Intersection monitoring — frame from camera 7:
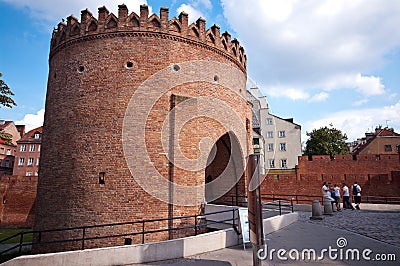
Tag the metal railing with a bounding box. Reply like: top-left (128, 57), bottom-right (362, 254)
top-left (261, 197), bottom-right (294, 215)
top-left (262, 193), bottom-right (323, 205)
top-left (354, 195), bottom-right (400, 204)
top-left (216, 195), bottom-right (294, 215)
top-left (0, 208), bottom-right (239, 257)
top-left (262, 193), bottom-right (400, 205)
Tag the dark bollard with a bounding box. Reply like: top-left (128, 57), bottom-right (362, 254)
top-left (310, 200), bottom-right (324, 220)
top-left (323, 200), bottom-right (333, 215)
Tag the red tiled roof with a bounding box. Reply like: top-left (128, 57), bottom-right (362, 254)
top-left (17, 126), bottom-right (43, 143)
top-left (0, 121), bottom-right (12, 131)
top-left (352, 128), bottom-right (400, 155)
top-left (377, 128), bottom-right (400, 137)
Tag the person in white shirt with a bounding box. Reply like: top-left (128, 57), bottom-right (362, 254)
top-left (352, 181), bottom-right (362, 210)
top-left (322, 182), bottom-right (335, 203)
top-left (342, 182), bottom-right (355, 210)
top-left (333, 184), bottom-right (341, 211)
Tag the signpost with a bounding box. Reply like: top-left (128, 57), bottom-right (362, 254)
top-left (247, 154), bottom-right (264, 266)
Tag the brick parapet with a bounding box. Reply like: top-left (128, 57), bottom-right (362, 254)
top-left (50, 5), bottom-right (246, 72)
top-left (261, 154), bottom-right (400, 198)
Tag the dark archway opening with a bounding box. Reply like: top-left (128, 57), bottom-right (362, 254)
top-left (205, 132), bottom-right (246, 206)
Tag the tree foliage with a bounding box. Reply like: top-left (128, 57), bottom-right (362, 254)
top-left (0, 73), bottom-right (16, 108)
top-left (304, 125), bottom-right (349, 159)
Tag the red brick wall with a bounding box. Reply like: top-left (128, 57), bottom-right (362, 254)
top-left (0, 176), bottom-right (36, 228)
top-left (260, 155), bottom-right (400, 201)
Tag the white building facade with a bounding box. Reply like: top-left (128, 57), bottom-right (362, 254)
top-left (247, 87), bottom-right (302, 171)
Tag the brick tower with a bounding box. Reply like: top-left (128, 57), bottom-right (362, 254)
top-left (34, 4), bottom-right (251, 252)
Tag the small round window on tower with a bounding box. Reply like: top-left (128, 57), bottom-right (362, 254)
top-left (214, 75), bottom-right (219, 82)
top-left (126, 61), bottom-right (133, 68)
top-left (78, 66), bottom-right (85, 73)
top-left (173, 65), bottom-right (180, 72)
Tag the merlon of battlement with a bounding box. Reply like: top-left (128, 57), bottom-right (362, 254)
top-left (51, 5), bottom-right (246, 69)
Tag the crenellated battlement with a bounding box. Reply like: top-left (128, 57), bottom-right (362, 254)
top-left (50, 4), bottom-right (246, 70)
top-left (298, 154), bottom-right (400, 162)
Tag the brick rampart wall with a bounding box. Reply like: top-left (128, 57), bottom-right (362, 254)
top-left (0, 176), bottom-right (36, 228)
top-left (260, 155), bottom-right (400, 199)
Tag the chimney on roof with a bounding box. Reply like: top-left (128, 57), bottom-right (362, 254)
top-left (0, 120), bottom-right (5, 125)
top-left (16, 125), bottom-right (25, 138)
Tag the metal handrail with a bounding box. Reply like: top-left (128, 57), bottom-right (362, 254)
top-left (261, 193), bottom-right (323, 204)
top-left (220, 195), bottom-right (294, 216)
top-left (0, 208), bottom-right (239, 257)
top-left (262, 198), bottom-right (294, 215)
top-left (261, 193), bottom-right (400, 205)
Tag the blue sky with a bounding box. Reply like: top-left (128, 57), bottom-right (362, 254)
top-left (1, 0), bottom-right (400, 142)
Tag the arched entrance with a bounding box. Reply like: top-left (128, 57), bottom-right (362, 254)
top-left (205, 132), bottom-right (245, 205)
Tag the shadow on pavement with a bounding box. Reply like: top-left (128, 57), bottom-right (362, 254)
top-left (144, 258), bottom-right (232, 265)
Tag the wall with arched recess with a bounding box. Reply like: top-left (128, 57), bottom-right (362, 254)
top-left (34, 4), bottom-right (251, 253)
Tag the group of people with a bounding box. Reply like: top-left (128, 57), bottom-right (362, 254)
top-left (322, 181), bottom-right (362, 210)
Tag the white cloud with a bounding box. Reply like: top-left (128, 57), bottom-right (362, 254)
top-left (1, 0), bottom-right (149, 25)
top-left (195, 0), bottom-right (212, 10)
top-left (268, 86), bottom-right (309, 100)
top-left (177, 4), bottom-right (205, 23)
top-left (304, 101), bottom-right (400, 141)
top-left (352, 99), bottom-right (369, 106)
top-left (308, 92), bottom-right (329, 103)
top-left (15, 109), bottom-right (45, 132)
top-left (221, 0), bottom-right (400, 97)
top-left (259, 0), bottom-right (293, 22)
top-left (354, 74), bottom-right (385, 96)
top-left (322, 73), bottom-right (385, 96)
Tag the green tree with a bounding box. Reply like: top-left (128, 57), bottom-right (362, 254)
top-left (0, 73), bottom-right (16, 108)
top-left (304, 125), bottom-right (349, 159)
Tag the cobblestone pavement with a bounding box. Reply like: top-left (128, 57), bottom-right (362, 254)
top-left (299, 209), bottom-right (400, 247)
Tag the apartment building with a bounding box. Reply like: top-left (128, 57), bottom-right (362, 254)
top-left (13, 127), bottom-right (42, 177)
top-left (0, 120), bottom-right (21, 176)
top-left (247, 87), bottom-right (302, 171)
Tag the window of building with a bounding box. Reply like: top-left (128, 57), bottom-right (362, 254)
top-left (36, 157), bottom-right (40, 166)
top-left (38, 145), bottom-right (41, 152)
top-left (6, 149), bottom-right (11, 155)
top-left (278, 131), bottom-right (285, 137)
top-left (21, 145), bottom-right (26, 152)
top-left (26, 171), bottom-right (32, 176)
top-left (267, 143), bottom-right (274, 151)
top-left (28, 157), bottom-right (34, 166)
top-left (280, 143), bottom-right (286, 151)
top-left (268, 159), bottom-right (275, 168)
top-left (34, 133), bottom-right (40, 139)
top-left (18, 157), bottom-right (25, 166)
top-left (384, 145), bottom-right (392, 152)
top-left (281, 159), bottom-right (287, 168)
top-left (267, 131), bottom-right (273, 138)
top-left (267, 118), bottom-right (273, 125)
top-left (29, 145), bottom-right (35, 152)
top-left (253, 138), bottom-right (260, 145)
top-left (35, 171), bottom-right (38, 176)
top-left (4, 160), bottom-right (9, 168)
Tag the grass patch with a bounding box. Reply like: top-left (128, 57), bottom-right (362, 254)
top-left (0, 228), bottom-right (33, 244)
